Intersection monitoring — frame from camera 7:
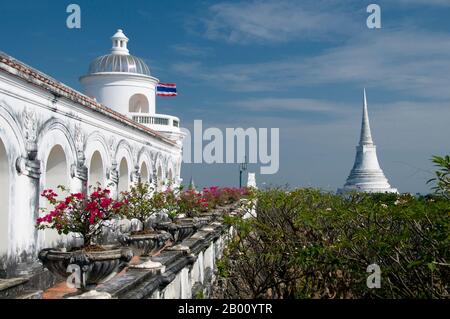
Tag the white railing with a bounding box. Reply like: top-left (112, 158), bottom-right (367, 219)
top-left (130, 113), bottom-right (180, 132)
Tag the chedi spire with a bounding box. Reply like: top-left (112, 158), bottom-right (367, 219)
top-left (360, 88), bottom-right (373, 145)
top-left (338, 89), bottom-right (398, 194)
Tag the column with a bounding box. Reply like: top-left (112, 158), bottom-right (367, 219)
top-left (13, 156), bottom-right (42, 255)
top-left (106, 167), bottom-right (119, 199)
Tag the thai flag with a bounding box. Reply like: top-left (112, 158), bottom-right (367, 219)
top-left (157, 83), bottom-right (177, 97)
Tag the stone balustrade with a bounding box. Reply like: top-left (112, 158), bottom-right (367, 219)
top-left (0, 203), bottom-right (243, 299)
top-left (71, 219), bottom-right (233, 299)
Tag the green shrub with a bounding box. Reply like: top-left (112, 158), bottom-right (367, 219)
top-left (119, 182), bottom-right (166, 228)
top-left (428, 155), bottom-right (450, 199)
top-left (218, 188), bottom-right (450, 299)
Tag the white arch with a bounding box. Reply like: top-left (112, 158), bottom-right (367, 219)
top-left (154, 154), bottom-right (165, 190)
top-left (89, 151), bottom-right (105, 187)
top-left (36, 121), bottom-right (76, 248)
top-left (85, 132), bottom-right (110, 188)
top-left (0, 138), bottom-right (10, 256)
top-left (0, 102), bottom-right (30, 258)
top-left (46, 145), bottom-right (68, 188)
top-left (0, 101), bottom-right (27, 158)
top-left (129, 93), bottom-right (149, 113)
top-left (140, 162), bottom-right (149, 184)
top-left (167, 159), bottom-right (175, 186)
top-left (114, 140), bottom-right (134, 167)
top-left (42, 145), bottom-right (69, 247)
top-left (37, 119), bottom-right (77, 171)
top-left (115, 140), bottom-right (134, 192)
top-left (118, 157), bottom-right (129, 193)
top-left (137, 148), bottom-right (153, 185)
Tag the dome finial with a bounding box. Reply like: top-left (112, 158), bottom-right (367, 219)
top-left (111, 29), bottom-right (129, 55)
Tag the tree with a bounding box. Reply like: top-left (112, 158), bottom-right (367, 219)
top-left (428, 155), bottom-right (450, 199)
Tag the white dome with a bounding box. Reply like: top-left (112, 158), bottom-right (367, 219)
top-left (80, 29), bottom-right (159, 117)
top-left (87, 54), bottom-right (151, 76)
top-left (87, 29), bottom-right (151, 76)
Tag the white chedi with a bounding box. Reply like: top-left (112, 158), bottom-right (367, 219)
top-left (247, 172), bottom-right (257, 189)
top-left (338, 89), bottom-right (398, 194)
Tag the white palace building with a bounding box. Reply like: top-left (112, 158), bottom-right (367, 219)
top-left (0, 30), bottom-right (184, 276)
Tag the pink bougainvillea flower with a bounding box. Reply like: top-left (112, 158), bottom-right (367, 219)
top-left (37, 186), bottom-right (123, 246)
top-left (100, 197), bottom-right (112, 208)
top-left (112, 202), bottom-right (124, 209)
top-left (72, 193), bottom-right (84, 200)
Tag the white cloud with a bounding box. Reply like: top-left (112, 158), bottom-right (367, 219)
top-left (189, 99), bottom-right (450, 193)
top-left (202, 0), bottom-right (358, 44)
top-left (178, 0), bottom-right (450, 193)
top-left (172, 44), bottom-right (213, 57)
top-left (395, 0), bottom-right (450, 6)
top-left (306, 31), bottom-right (450, 92)
top-left (229, 97), bottom-right (341, 112)
top-left (173, 31), bottom-right (450, 99)
top-left (197, 0), bottom-right (450, 45)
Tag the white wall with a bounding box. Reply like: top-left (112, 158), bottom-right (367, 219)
top-left (156, 231), bottom-right (231, 299)
top-left (0, 65), bottom-right (183, 272)
top-left (80, 74), bottom-right (158, 115)
top-left (0, 138), bottom-right (9, 255)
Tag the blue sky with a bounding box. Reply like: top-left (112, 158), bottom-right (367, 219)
top-left (1, 0), bottom-right (449, 193)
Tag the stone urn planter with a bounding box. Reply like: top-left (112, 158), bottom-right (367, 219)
top-left (155, 219), bottom-right (197, 243)
top-left (38, 245), bottom-right (133, 290)
top-left (194, 216), bottom-right (212, 228)
top-left (199, 210), bottom-right (221, 220)
top-left (36, 186), bottom-right (133, 291)
top-left (222, 203), bottom-right (238, 213)
top-left (118, 231), bottom-right (172, 256)
top-left (175, 223), bottom-right (197, 242)
top-left (198, 206), bottom-right (228, 222)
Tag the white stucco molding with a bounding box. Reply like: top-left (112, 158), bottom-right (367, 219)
top-left (0, 51), bottom-right (185, 271)
top-left (115, 139), bottom-right (135, 175)
top-left (0, 99), bottom-right (28, 168)
top-left (36, 118), bottom-right (78, 171)
top-left (137, 147), bottom-right (153, 182)
top-left (114, 139), bottom-right (136, 193)
top-left (72, 122), bottom-right (86, 159)
top-left (115, 140), bottom-right (134, 165)
top-left (20, 107), bottom-right (39, 159)
top-left (0, 53), bottom-right (177, 148)
top-left (0, 101), bottom-right (28, 256)
top-left (85, 131), bottom-right (111, 186)
top-left (36, 118), bottom-right (79, 194)
top-left (154, 152), bottom-right (165, 180)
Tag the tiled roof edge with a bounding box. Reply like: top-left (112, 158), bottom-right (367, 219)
top-left (0, 51), bottom-right (177, 147)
